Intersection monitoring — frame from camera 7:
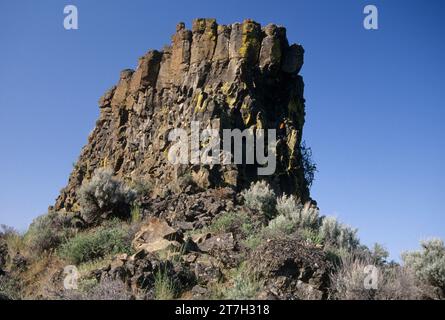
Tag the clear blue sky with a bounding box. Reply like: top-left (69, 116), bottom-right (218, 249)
top-left (0, 0), bottom-right (444, 260)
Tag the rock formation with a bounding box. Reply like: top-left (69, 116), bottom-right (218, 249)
top-left (54, 18), bottom-right (309, 213)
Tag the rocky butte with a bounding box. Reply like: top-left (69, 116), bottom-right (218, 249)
top-left (54, 18), bottom-right (310, 214)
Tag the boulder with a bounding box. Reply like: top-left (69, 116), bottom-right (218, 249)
top-left (197, 233), bottom-right (235, 253)
top-left (191, 285), bottom-right (209, 299)
top-left (135, 239), bottom-right (182, 255)
top-left (145, 188), bottom-right (236, 229)
top-left (132, 217), bottom-right (183, 254)
top-left (192, 254), bottom-right (222, 285)
top-left (282, 44), bottom-right (304, 74)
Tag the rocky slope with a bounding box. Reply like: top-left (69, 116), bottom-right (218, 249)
top-left (54, 18), bottom-right (309, 213)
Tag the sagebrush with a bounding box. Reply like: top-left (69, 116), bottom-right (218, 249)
top-left (78, 168), bottom-right (136, 224)
top-left (242, 181), bottom-right (276, 219)
top-left (402, 238), bottom-right (445, 295)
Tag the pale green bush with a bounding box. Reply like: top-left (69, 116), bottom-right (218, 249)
top-left (78, 168), bottom-right (136, 224)
top-left (297, 205), bottom-right (320, 230)
top-left (154, 268), bottom-right (177, 300)
top-left (25, 211), bottom-right (76, 255)
top-left (402, 238), bottom-right (445, 294)
top-left (222, 264), bottom-right (262, 300)
top-left (242, 181), bottom-right (276, 219)
top-left (319, 216), bottom-right (359, 250)
top-left (208, 211), bottom-right (258, 239)
top-left (300, 228), bottom-right (323, 246)
top-left (330, 254), bottom-right (424, 300)
top-left (0, 275), bottom-right (21, 300)
top-left (275, 195), bottom-right (319, 230)
top-left (276, 195), bottom-right (301, 217)
top-left (268, 214), bottom-right (294, 234)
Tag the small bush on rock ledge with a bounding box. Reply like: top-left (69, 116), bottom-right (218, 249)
top-left (78, 168), bottom-right (136, 224)
top-left (241, 181), bottom-right (276, 219)
top-left (275, 195), bottom-right (320, 230)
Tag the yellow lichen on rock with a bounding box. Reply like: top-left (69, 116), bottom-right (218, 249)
top-left (241, 101), bottom-right (254, 126)
top-left (194, 91), bottom-right (208, 113)
top-left (239, 20), bottom-right (261, 63)
top-left (286, 129), bottom-right (299, 170)
top-left (101, 156), bottom-right (109, 168)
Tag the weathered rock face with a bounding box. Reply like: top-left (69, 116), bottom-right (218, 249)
top-left (142, 187), bottom-right (237, 230)
top-left (55, 18), bottom-right (308, 212)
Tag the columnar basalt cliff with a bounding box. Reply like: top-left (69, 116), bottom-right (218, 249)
top-left (55, 18), bottom-right (308, 213)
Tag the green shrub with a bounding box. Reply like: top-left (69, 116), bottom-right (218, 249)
top-left (243, 234), bottom-right (263, 250)
top-left (78, 168), bottom-right (136, 224)
top-left (242, 181), bottom-right (276, 219)
top-left (209, 212), bottom-right (240, 233)
top-left (130, 204), bottom-right (142, 223)
top-left (300, 141), bottom-right (317, 188)
top-left (208, 211), bottom-right (257, 238)
top-left (25, 211), bottom-right (76, 255)
top-left (276, 195), bottom-right (319, 230)
top-left (59, 224), bottom-right (132, 265)
top-left (402, 238), bottom-right (445, 293)
top-left (154, 268), bottom-right (176, 300)
top-left (275, 195), bottom-right (301, 217)
top-left (0, 275), bottom-right (21, 300)
top-left (371, 243), bottom-right (389, 266)
top-left (1, 225), bottom-right (21, 268)
top-left (223, 263), bottom-right (262, 300)
top-left (300, 228), bottom-right (323, 246)
top-left (266, 195), bottom-right (320, 237)
top-left (240, 221), bottom-right (256, 238)
top-left (267, 214), bottom-right (295, 235)
top-left (298, 205), bottom-right (320, 230)
top-left (329, 253), bottom-right (426, 300)
top-left (319, 216), bottom-right (359, 250)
